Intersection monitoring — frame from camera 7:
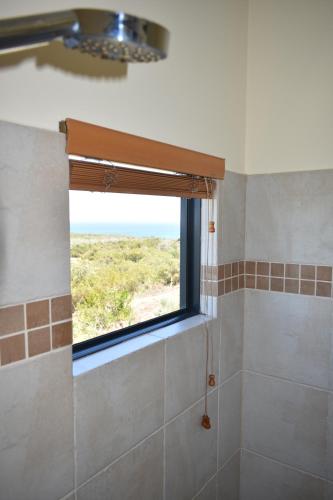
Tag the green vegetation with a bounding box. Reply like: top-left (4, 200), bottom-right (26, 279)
top-left (71, 234), bottom-right (180, 343)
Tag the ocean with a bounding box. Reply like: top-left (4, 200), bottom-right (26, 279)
top-left (70, 222), bottom-right (180, 239)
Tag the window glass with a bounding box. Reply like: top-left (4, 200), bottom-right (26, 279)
top-left (69, 191), bottom-right (181, 345)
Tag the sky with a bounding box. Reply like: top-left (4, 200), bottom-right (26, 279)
top-left (69, 191), bottom-right (180, 224)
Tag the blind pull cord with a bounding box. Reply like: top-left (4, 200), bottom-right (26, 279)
top-left (201, 178), bottom-right (216, 430)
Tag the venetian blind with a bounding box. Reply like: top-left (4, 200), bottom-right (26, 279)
top-left (60, 118), bottom-right (225, 199)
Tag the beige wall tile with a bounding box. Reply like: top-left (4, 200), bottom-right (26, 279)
top-left (240, 450), bottom-right (327, 500)
top-left (242, 372), bottom-right (329, 477)
top-left (0, 349), bottom-right (74, 500)
top-left (194, 475), bottom-right (217, 500)
top-left (245, 171), bottom-right (333, 265)
top-left (0, 122), bottom-right (70, 306)
top-left (218, 451), bottom-right (240, 500)
top-left (243, 291), bottom-right (333, 389)
top-left (74, 342), bottom-right (164, 486)
top-left (77, 431), bottom-right (163, 500)
top-left (165, 392), bottom-right (218, 500)
top-left (220, 291), bottom-right (243, 382)
top-left (164, 321), bottom-right (219, 422)
top-left (219, 373), bottom-right (242, 467)
top-left (220, 172), bottom-right (246, 264)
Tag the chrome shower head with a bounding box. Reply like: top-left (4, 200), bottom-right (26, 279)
top-left (0, 8), bottom-right (169, 62)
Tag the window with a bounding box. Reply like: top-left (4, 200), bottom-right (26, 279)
top-left (71, 191), bottom-right (201, 359)
top-left (61, 118), bottom-right (225, 359)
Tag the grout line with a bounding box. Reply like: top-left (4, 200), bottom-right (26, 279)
top-left (0, 292), bottom-right (71, 311)
top-left (242, 448), bottom-right (333, 485)
top-left (165, 387), bottom-right (219, 427)
top-left (73, 377), bottom-right (78, 500)
top-left (191, 472), bottom-right (217, 500)
top-left (243, 369), bottom-right (333, 395)
top-left (216, 317), bottom-right (222, 472)
top-left (76, 425), bottom-right (165, 492)
top-left (217, 447), bottom-right (241, 473)
top-left (220, 369), bottom-right (242, 388)
top-left (163, 339), bottom-right (166, 500)
top-left (23, 303), bottom-right (28, 359)
top-left (0, 344), bottom-right (71, 371)
top-left (0, 329), bottom-right (27, 340)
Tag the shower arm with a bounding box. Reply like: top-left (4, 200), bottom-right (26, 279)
top-left (0, 11), bottom-right (78, 50)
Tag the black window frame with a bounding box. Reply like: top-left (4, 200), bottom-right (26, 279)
top-left (72, 197), bottom-right (201, 360)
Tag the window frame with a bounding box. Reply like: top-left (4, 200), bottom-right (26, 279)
top-left (72, 197), bottom-right (201, 360)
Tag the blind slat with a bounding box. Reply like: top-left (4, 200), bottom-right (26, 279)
top-left (70, 160), bottom-right (215, 199)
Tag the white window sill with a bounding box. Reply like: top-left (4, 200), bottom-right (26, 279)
top-left (73, 314), bottom-right (210, 377)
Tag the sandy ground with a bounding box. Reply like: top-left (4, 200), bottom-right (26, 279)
top-left (131, 285), bottom-right (180, 323)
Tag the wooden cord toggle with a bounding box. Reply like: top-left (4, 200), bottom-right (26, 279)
top-left (208, 374), bottom-right (216, 387)
top-left (201, 414), bottom-right (211, 430)
top-left (208, 220), bottom-right (215, 233)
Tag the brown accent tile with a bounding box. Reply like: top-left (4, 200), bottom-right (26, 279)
top-left (26, 300), bottom-right (49, 329)
top-left (52, 321), bottom-right (72, 349)
top-left (300, 280), bottom-right (315, 296)
top-left (232, 262), bottom-right (239, 277)
top-left (256, 276), bottom-right (269, 290)
top-left (316, 281), bottom-right (332, 298)
top-left (246, 275), bottom-right (255, 289)
top-left (0, 334), bottom-right (25, 365)
top-left (245, 261), bottom-right (256, 275)
top-left (225, 278), bottom-right (232, 294)
top-left (51, 295), bottom-right (72, 323)
top-left (271, 263), bottom-right (284, 277)
top-left (257, 262), bottom-right (269, 276)
top-left (270, 278), bottom-right (284, 292)
top-left (231, 276), bottom-right (239, 291)
top-left (218, 265), bottom-right (225, 280)
top-left (239, 275), bottom-right (245, 289)
top-left (239, 261), bottom-right (245, 275)
top-left (0, 305), bottom-right (25, 337)
top-left (28, 327), bottom-right (51, 357)
top-left (224, 264), bottom-right (232, 279)
top-left (285, 264), bottom-right (299, 279)
top-left (317, 266), bottom-right (332, 282)
top-left (218, 280), bottom-right (225, 296)
top-left (285, 279), bottom-right (299, 294)
top-left (301, 265), bottom-right (315, 280)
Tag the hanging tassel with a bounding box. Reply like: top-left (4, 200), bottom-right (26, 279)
top-left (208, 220), bottom-right (215, 233)
top-left (201, 414), bottom-right (211, 430)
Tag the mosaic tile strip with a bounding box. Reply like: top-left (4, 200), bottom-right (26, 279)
top-left (0, 295), bottom-right (72, 367)
top-left (202, 261), bottom-right (333, 298)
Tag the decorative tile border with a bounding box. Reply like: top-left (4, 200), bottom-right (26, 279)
top-left (202, 262), bottom-right (333, 298)
top-left (0, 295), bottom-right (72, 368)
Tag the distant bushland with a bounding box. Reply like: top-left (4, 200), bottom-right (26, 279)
top-left (71, 234), bottom-right (180, 343)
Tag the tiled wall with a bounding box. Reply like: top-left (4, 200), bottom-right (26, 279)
top-left (1, 121), bottom-right (332, 500)
top-left (0, 121), bottom-right (74, 500)
top-left (0, 121), bottom-right (243, 500)
top-left (240, 169), bottom-right (333, 500)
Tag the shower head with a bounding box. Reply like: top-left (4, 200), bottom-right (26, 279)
top-left (0, 8), bottom-right (169, 62)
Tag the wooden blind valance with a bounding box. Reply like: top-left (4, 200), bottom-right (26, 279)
top-left (61, 118), bottom-right (225, 198)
